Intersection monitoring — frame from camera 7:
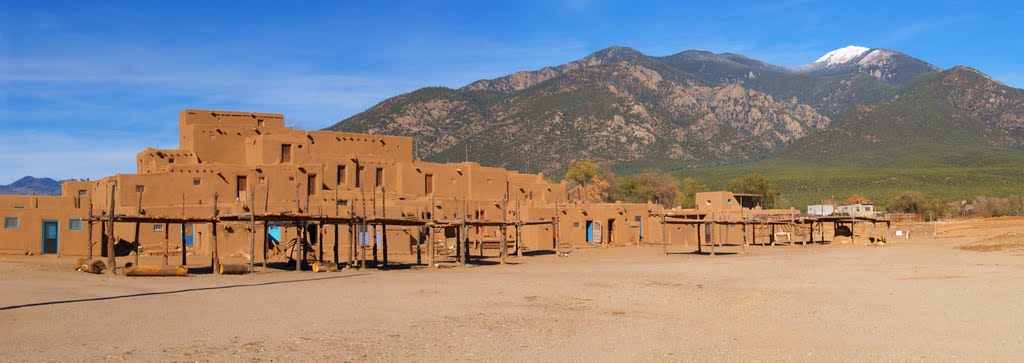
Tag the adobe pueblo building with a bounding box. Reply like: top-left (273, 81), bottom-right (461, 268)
top-left (0, 109), bottom-right (877, 272)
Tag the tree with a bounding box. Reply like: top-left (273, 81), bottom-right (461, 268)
top-left (565, 161), bottom-right (616, 204)
top-left (726, 172), bottom-right (781, 208)
top-left (565, 161), bottom-right (599, 188)
top-left (888, 191), bottom-right (927, 214)
top-left (613, 171), bottom-right (680, 207)
top-left (677, 177), bottom-right (709, 208)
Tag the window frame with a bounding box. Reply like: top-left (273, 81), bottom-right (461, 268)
top-left (69, 218), bottom-right (83, 231)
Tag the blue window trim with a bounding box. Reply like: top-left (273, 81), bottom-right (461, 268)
top-left (4, 217), bottom-right (17, 229)
top-left (69, 218), bottom-right (83, 231)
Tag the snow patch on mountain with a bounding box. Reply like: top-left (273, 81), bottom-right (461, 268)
top-left (814, 46), bottom-right (870, 66)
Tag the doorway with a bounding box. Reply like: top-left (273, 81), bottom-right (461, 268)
top-left (607, 219), bottom-right (615, 245)
top-left (42, 220), bottom-right (58, 254)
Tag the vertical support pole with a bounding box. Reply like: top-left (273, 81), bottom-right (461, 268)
top-left (262, 221), bottom-right (269, 268)
top-left (428, 226), bottom-right (435, 267)
top-left (333, 187), bottom-right (340, 265)
top-left (463, 199), bottom-right (470, 264)
top-left (660, 206), bottom-right (667, 255)
top-left (741, 221), bottom-right (747, 254)
top-left (770, 224), bottom-right (776, 246)
top-left (133, 187), bottom-right (142, 267)
top-left (554, 199), bottom-right (561, 250)
top-left (710, 220), bottom-right (716, 256)
top-left (516, 196), bottom-right (522, 258)
top-left (348, 203), bottom-right (355, 267)
top-left (212, 192), bottom-right (220, 274)
top-left (263, 177), bottom-right (271, 268)
top-left (381, 184), bottom-right (388, 269)
top-left (500, 195), bottom-right (508, 265)
top-left (106, 182), bottom-right (117, 274)
top-left (249, 186), bottom-right (256, 273)
top-left (180, 222), bottom-right (187, 266)
top-left (163, 222), bottom-right (169, 265)
top-left (416, 208), bottom-right (423, 266)
top-left (87, 203), bottom-right (94, 259)
top-left (181, 194), bottom-right (187, 266)
top-left (371, 189), bottom-right (378, 265)
top-left (697, 223), bottom-right (704, 253)
top-left (295, 185), bottom-right (303, 272)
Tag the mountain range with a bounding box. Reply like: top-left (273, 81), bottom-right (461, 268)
top-left (331, 45), bottom-right (1024, 206)
top-left (0, 177), bottom-right (63, 196)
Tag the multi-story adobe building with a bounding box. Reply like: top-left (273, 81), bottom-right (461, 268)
top-left (0, 109), bottom-right (798, 263)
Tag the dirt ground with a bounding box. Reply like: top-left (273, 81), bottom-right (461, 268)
top-left (2, 218), bottom-right (1023, 362)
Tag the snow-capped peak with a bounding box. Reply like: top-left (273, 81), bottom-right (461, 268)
top-left (814, 45), bottom-right (870, 66)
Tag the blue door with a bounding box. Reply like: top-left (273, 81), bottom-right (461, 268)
top-left (42, 220), bottom-right (58, 254)
top-left (182, 224), bottom-right (195, 247)
top-left (268, 226), bottom-right (281, 244)
top-left (586, 221), bottom-right (594, 242)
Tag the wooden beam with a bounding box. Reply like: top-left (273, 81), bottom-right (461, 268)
top-left (106, 182), bottom-right (116, 274)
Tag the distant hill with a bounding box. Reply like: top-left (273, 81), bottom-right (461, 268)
top-left (0, 177), bottom-right (62, 196)
top-left (329, 45), bottom-right (1024, 206)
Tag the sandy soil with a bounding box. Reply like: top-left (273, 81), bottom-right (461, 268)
top-left (2, 218), bottom-right (1023, 362)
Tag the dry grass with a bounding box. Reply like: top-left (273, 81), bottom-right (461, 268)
top-left (956, 232), bottom-right (1024, 252)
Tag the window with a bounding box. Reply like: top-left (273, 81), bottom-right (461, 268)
top-left (573, 222), bottom-right (580, 228)
top-left (136, 185), bottom-right (145, 193)
top-left (153, 224), bottom-right (164, 232)
top-left (168, 158), bottom-right (175, 164)
top-left (257, 119), bottom-right (265, 126)
top-left (337, 199), bottom-right (348, 206)
top-left (307, 174), bottom-right (317, 196)
top-left (634, 216), bottom-right (642, 222)
top-left (237, 176), bottom-right (248, 201)
top-left (77, 190), bottom-right (87, 197)
top-left (424, 174), bottom-right (434, 194)
top-left (337, 165), bottom-right (347, 186)
top-left (281, 144), bottom-right (292, 163)
top-left (69, 219), bottom-right (82, 231)
top-left (4, 217), bottom-right (17, 229)
top-left (355, 166), bottom-right (363, 188)
top-left (193, 178), bottom-right (201, 186)
top-left (375, 168), bottom-right (383, 188)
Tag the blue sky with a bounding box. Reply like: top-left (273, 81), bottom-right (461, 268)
top-left (1, 0), bottom-right (1022, 183)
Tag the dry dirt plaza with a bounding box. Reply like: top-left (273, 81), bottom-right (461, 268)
top-left (1, 218), bottom-right (1023, 362)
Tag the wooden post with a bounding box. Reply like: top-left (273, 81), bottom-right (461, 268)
top-left (249, 186), bottom-right (256, 273)
top-left (263, 177), bottom-right (270, 268)
top-left (416, 208), bottom-right (423, 265)
top-left (463, 199), bottom-right (470, 264)
top-left (333, 187), bottom-right (340, 265)
top-left (295, 185), bottom-right (303, 272)
top-left (516, 196), bottom-right (523, 258)
top-left (660, 206), bottom-right (667, 255)
top-left (770, 224), bottom-right (776, 246)
top-left (87, 203), bottom-right (94, 259)
top-left (741, 221), bottom-right (747, 254)
top-left (696, 223), bottom-right (702, 254)
top-left (381, 184), bottom-right (388, 269)
top-left (163, 222), bottom-right (169, 265)
top-left (371, 189), bottom-right (378, 265)
top-left (262, 222), bottom-right (269, 268)
top-left (348, 203), bottom-right (355, 267)
top-left (180, 222), bottom-right (187, 266)
top-left (133, 187), bottom-right (142, 268)
top-left (710, 219), bottom-right (716, 256)
top-left (500, 195), bottom-right (508, 264)
top-left (428, 226), bottom-right (435, 267)
top-left (554, 199), bottom-right (561, 250)
top-left (106, 182), bottom-right (116, 274)
top-left (808, 220), bottom-right (813, 245)
top-left (212, 192), bottom-right (220, 274)
top-left (180, 194), bottom-right (187, 266)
